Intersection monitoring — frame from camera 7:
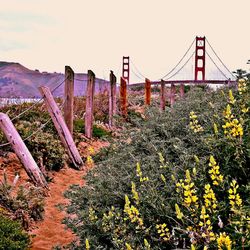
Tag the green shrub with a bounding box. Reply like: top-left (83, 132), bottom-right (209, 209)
top-left (0, 215), bottom-right (30, 250)
top-left (0, 103), bottom-right (65, 171)
top-left (0, 173), bottom-right (45, 228)
top-left (74, 119), bottom-right (110, 138)
top-left (63, 83), bottom-right (250, 249)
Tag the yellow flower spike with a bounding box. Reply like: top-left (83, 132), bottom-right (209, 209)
top-left (213, 123), bottom-right (218, 135)
top-left (86, 155), bottom-right (94, 165)
top-left (155, 223), bottom-right (170, 241)
top-left (189, 111), bottom-right (204, 133)
top-left (192, 167), bottom-right (197, 176)
top-left (228, 90), bottom-right (236, 104)
top-left (175, 203), bottom-right (184, 220)
top-left (217, 232), bottom-right (232, 250)
top-left (209, 156), bottom-right (223, 186)
top-left (161, 174), bottom-right (166, 184)
top-left (185, 169), bottom-right (191, 183)
top-left (228, 179), bottom-right (242, 211)
top-left (131, 182), bottom-right (139, 204)
top-left (144, 239), bottom-right (151, 249)
top-left (125, 243), bottom-right (133, 250)
top-left (88, 146), bottom-right (95, 154)
top-left (136, 162), bottom-right (149, 182)
top-left (191, 244), bottom-right (196, 250)
top-left (194, 155), bottom-right (200, 164)
top-left (85, 238), bottom-right (90, 250)
top-left (171, 174), bottom-right (176, 181)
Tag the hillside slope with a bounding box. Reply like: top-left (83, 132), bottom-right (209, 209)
top-left (0, 62), bottom-right (109, 98)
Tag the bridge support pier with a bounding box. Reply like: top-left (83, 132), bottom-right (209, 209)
top-left (180, 83), bottom-right (185, 98)
top-left (145, 78), bottom-right (151, 105)
top-left (160, 80), bottom-right (165, 111)
top-left (170, 84), bottom-right (176, 107)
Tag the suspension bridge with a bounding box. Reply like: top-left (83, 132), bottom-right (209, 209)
top-left (121, 36), bottom-right (237, 86)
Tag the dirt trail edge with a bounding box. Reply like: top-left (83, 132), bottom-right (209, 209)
top-left (30, 140), bottom-right (109, 250)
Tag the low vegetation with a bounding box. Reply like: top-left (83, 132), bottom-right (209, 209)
top-left (0, 214), bottom-right (30, 249)
top-left (63, 80), bottom-right (250, 249)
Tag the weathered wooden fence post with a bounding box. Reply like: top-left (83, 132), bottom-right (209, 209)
top-left (64, 66), bottom-right (74, 135)
top-left (145, 78), bottom-right (151, 105)
top-left (120, 77), bottom-right (127, 117)
top-left (170, 83), bottom-right (176, 107)
top-left (0, 113), bottom-right (47, 187)
top-left (39, 86), bottom-right (83, 169)
top-left (109, 70), bottom-right (117, 127)
top-left (160, 80), bottom-right (166, 111)
top-left (85, 70), bottom-right (95, 139)
top-left (180, 83), bottom-right (185, 98)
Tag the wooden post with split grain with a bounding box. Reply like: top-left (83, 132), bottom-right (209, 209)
top-left (85, 70), bottom-right (95, 138)
top-left (180, 83), bottom-right (185, 98)
top-left (145, 78), bottom-right (151, 105)
top-left (160, 79), bottom-right (166, 111)
top-left (39, 86), bottom-right (83, 169)
top-left (0, 113), bottom-right (47, 187)
top-left (120, 77), bottom-right (127, 117)
top-left (109, 70), bottom-right (117, 127)
top-left (170, 83), bottom-right (176, 107)
top-left (64, 66), bottom-right (74, 135)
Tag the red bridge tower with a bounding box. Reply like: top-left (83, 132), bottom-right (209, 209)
top-left (194, 36), bottom-right (206, 81)
top-left (122, 56), bottom-right (130, 84)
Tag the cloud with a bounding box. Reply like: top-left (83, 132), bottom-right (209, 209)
top-left (0, 40), bottom-right (28, 51)
top-left (0, 11), bottom-right (56, 34)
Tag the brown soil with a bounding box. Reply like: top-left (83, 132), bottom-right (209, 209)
top-left (0, 140), bottom-right (109, 250)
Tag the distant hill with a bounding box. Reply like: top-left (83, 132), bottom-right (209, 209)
top-left (0, 62), bottom-right (109, 98)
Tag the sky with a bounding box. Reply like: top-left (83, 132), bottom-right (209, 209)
top-left (1, 0), bottom-right (250, 82)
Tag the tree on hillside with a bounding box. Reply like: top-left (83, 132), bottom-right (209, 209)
top-left (233, 68), bottom-right (247, 79)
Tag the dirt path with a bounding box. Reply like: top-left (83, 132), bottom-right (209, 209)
top-left (30, 140), bottom-right (109, 250)
top-left (30, 166), bottom-right (85, 250)
top-left (0, 140), bottom-right (109, 250)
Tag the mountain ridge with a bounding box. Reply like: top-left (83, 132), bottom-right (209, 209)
top-left (0, 61), bottom-right (109, 98)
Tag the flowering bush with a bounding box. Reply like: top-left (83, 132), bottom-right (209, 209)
top-left (64, 81), bottom-right (250, 249)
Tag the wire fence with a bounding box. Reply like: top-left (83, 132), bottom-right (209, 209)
top-left (0, 78), bottom-right (68, 148)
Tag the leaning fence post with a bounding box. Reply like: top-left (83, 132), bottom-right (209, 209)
top-left (109, 70), bottom-right (117, 127)
top-left (39, 86), bottom-right (83, 169)
top-left (145, 78), bottom-right (151, 105)
top-left (170, 83), bottom-right (176, 107)
top-left (180, 83), bottom-right (185, 98)
top-left (0, 113), bottom-right (47, 187)
top-left (120, 77), bottom-right (127, 117)
top-left (64, 66), bottom-right (74, 135)
top-left (85, 70), bottom-right (95, 139)
top-left (160, 80), bottom-right (166, 111)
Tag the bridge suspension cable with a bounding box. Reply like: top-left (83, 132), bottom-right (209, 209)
top-left (130, 59), bottom-right (147, 79)
top-left (205, 38), bottom-right (236, 79)
top-left (159, 37), bottom-right (196, 80)
top-left (205, 51), bottom-right (229, 80)
top-left (164, 51), bottom-right (195, 80)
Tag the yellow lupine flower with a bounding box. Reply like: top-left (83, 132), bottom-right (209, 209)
top-left (217, 232), bottom-right (232, 250)
top-left (189, 111), bottom-right (204, 133)
top-left (131, 182), bottom-right (139, 204)
top-left (85, 238), bottom-right (90, 250)
top-left (228, 180), bottom-right (242, 211)
top-left (156, 223), bottom-right (170, 241)
top-left (175, 203), bottom-right (184, 220)
top-left (213, 123), bottom-right (219, 135)
top-left (228, 90), bottom-right (236, 104)
top-left (144, 239), bottom-right (151, 249)
top-left (125, 243), bottom-right (133, 250)
top-left (208, 156), bottom-right (223, 186)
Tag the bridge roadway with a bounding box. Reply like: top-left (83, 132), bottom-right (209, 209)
top-left (128, 80), bottom-right (237, 87)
